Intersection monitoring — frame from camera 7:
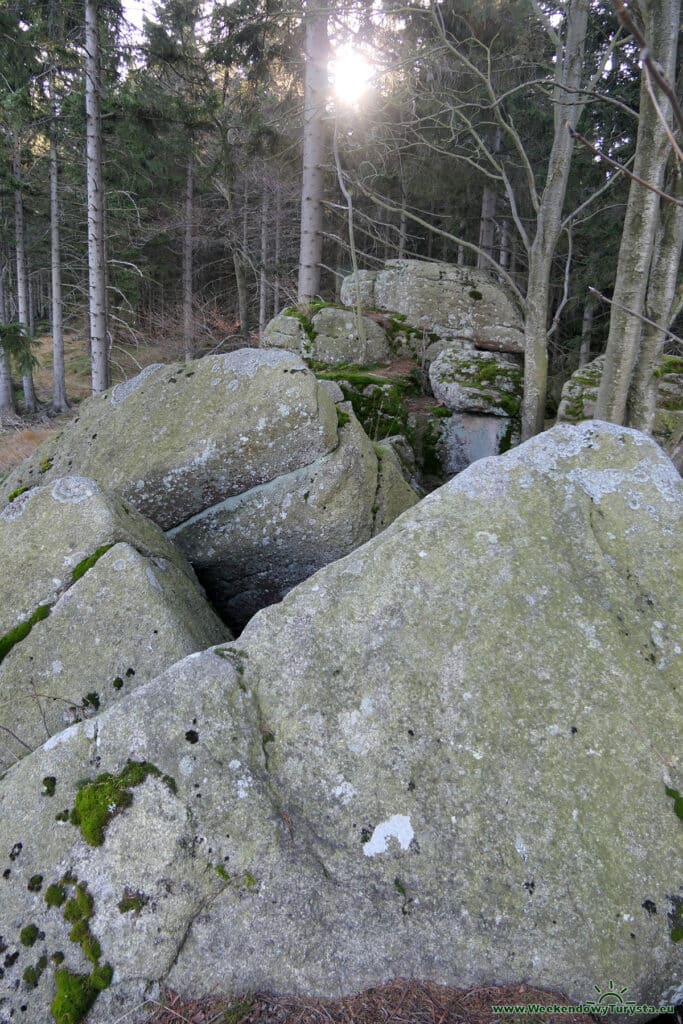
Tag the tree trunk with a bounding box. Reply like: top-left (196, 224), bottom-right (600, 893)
top-left (477, 187), bottom-right (497, 269)
top-left (499, 219), bottom-right (510, 271)
top-left (398, 195), bottom-right (408, 259)
top-left (259, 185), bottom-right (269, 336)
top-left (273, 184), bottom-right (281, 315)
top-left (0, 266), bottom-right (16, 419)
top-left (49, 101), bottom-right (68, 412)
top-left (298, 0), bottom-right (328, 303)
top-left (85, 0), bottom-right (109, 393)
top-left (183, 151), bottom-right (194, 361)
top-left (627, 160), bottom-right (683, 431)
top-left (13, 141), bottom-right (37, 413)
top-left (520, 0), bottom-right (590, 440)
top-left (578, 293), bottom-right (594, 367)
top-left (596, 0), bottom-right (680, 424)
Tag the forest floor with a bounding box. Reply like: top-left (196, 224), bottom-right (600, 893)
top-left (140, 980), bottom-right (602, 1024)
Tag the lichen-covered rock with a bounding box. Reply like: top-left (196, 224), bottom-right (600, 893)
top-left (0, 478), bottom-right (228, 770)
top-left (0, 422), bottom-right (680, 1022)
top-left (557, 354), bottom-right (683, 473)
top-left (168, 407), bottom-right (416, 629)
top-left (0, 351), bottom-right (418, 627)
top-left (262, 306), bottom-right (391, 365)
top-left (342, 260), bottom-right (524, 353)
top-left (0, 350), bottom-right (339, 531)
top-left (429, 348), bottom-right (523, 417)
top-left (556, 356), bottom-right (604, 423)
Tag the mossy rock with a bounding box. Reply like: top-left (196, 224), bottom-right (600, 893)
top-left (429, 348), bottom-right (523, 418)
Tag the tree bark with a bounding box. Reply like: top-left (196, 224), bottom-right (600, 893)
top-left (259, 185), bottom-right (269, 336)
top-left (578, 293), bottom-right (594, 367)
top-left (298, 0), bottom-right (328, 303)
top-left (49, 97), bottom-right (68, 412)
top-left (183, 151), bottom-right (194, 361)
top-left (627, 159), bottom-right (683, 430)
top-left (521, 0), bottom-right (590, 440)
top-left (0, 266), bottom-right (16, 419)
top-left (273, 184), bottom-right (281, 315)
top-left (596, 0), bottom-right (680, 424)
top-left (398, 194), bottom-right (408, 258)
top-left (13, 140), bottom-right (37, 413)
top-left (85, 0), bottom-right (109, 393)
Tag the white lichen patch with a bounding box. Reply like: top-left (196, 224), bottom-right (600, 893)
top-left (332, 778), bottom-right (357, 805)
top-left (362, 814), bottom-right (414, 857)
top-left (50, 476), bottom-right (99, 504)
top-left (0, 489), bottom-right (34, 520)
top-left (110, 363), bottom-right (163, 406)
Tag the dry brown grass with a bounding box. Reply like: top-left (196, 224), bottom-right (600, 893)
top-left (140, 981), bottom-right (602, 1024)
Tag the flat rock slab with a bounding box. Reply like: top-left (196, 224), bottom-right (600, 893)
top-left (0, 423), bottom-right (681, 1023)
top-left (0, 477), bottom-right (228, 770)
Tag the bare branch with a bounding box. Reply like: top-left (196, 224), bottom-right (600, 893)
top-left (614, 0), bottom-right (683, 137)
top-left (589, 286), bottom-right (683, 347)
top-left (569, 128), bottom-right (683, 206)
top-left (355, 182), bottom-right (526, 305)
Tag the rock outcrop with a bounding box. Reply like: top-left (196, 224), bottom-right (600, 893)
top-left (0, 422), bottom-right (680, 1023)
top-left (427, 349), bottom-right (523, 473)
top-left (557, 354), bottom-right (683, 473)
top-left (263, 306), bottom-right (392, 365)
top-left (0, 477), bottom-right (228, 771)
top-left (0, 351), bottom-right (419, 629)
top-left (341, 260), bottom-right (525, 354)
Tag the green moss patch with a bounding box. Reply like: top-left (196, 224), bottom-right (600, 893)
top-left (117, 890), bottom-right (148, 914)
top-left (0, 604), bottom-right (51, 665)
top-left (665, 785), bottom-right (683, 821)
top-left (70, 544), bottom-right (114, 584)
top-left (656, 355), bottom-right (683, 377)
top-left (70, 761), bottom-right (176, 846)
top-left (7, 485), bottom-right (30, 503)
top-left (45, 884), bottom-right (67, 908)
top-left (20, 924), bottom-right (40, 947)
top-left (51, 969), bottom-right (99, 1024)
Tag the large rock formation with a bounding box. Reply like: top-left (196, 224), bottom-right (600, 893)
top-left (0, 422), bottom-right (680, 1023)
top-left (340, 260), bottom-right (525, 354)
top-left (0, 477), bottom-right (228, 771)
top-left (0, 350), bottom-right (419, 629)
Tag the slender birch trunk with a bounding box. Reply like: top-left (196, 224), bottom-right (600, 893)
top-left (627, 160), bottom-right (683, 431)
top-left (183, 151), bottom-right (194, 361)
top-left (13, 141), bottom-right (37, 413)
top-left (298, 0), bottom-right (328, 303)
top-left (596, 0), bottom-right (681, 424)
top-left (521, 0), bottom-right (590, 440)
top-left (85, 0), bottom-right (109, 393)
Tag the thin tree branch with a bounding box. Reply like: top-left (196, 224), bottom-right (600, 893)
top-left (614, 0), bottom-right (683, 137)
top-left (569, 128), bottom-right (683, 205)
top-left (589, 286), bottom-right (683, 347)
